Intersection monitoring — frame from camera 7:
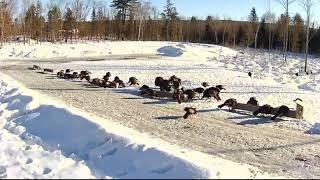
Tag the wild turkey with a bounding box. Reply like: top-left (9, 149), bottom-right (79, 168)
top-left (128, 77), bottom-right (139, 86)
top-left (57, 70), bottom-right (64, 78)
top-left (80, 70), bottom-right (91, 75)
top-left (248, 72), bottom-right (252, 78)
top-left (65, 69), bottom-right (73, 73)
top-left (202, 82), bottom-right (210, 88)
top-left (44, 68), bottom-right (54, 73)
top-left (113, 76), bottom-right (126, 88)
top-left (194, 87), bottom-right (205, 99)
top-left (215, 85), bottom-right (226, 91)
top-left (202, 88), bottom-right (221, 101)
top-left (103, 72), bottom-right (111, 81)
top-left (169, 75), bottom-right (182, 89)
top-left (64, 73), bottom-right (72, 79)
top-left (142, 88), bottom-right (157, 97)
top-left (171, 80), bottom-right (181, 90)
top-left (194, 87), bottom-right (205, 94)
top-left (183, 107), bottom-right (197, 119)
top-left (271, 105), bottom-right (289, 121)
top-left (84, 75), bottom-right (91, 82)
top-left (155, 77), bottom-right (164, 87)
top-left (253, 104), bottom-right (273, 116)
top-left (80, 71), bottom-right (90, 80)
top-left (247, 97), bottom-right (259, 106)
top-left (139, 85), bottom-right (150, 92)
top-left (218, 98), bottom-right (237, 111)
top-left (91, 78), bottom-right (104, 87)
top-left (71, 72), bottom-right (79, 79)
top-left (160, 80), bottom-right (172, 92)
top-left (182, 88), bottom-right (196, 101)
top-left (32, 65), bottom-right (41, 70)
top-left (173, 88), bottom-right (184, 104)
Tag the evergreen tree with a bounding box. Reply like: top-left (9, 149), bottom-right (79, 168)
top-left (161, 0), bottom-right (178, 41)
top-left (63, 8), bottom-right (76, 42)
top-left (110, 0), bottom-right (137, 38)
top-left (249, 7), bottom-right (258, 22)
top-left (91, 7), bottom-right (97, 39)
top-left (48, 5), bottom-right (62, 43)
top-left (291, 13), bottom-right (304, 52)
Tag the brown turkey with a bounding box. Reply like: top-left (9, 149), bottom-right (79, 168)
top-left (183, 107), bottom-right (197, 119)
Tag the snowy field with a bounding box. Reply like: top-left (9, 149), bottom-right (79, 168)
top-left (0, 75), bottom-right (281, 179)
top-left (6, 41), bottom-right (317, 125)
top-left (1, 41), bottom-right (320, 178)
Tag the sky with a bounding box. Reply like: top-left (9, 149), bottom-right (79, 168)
top-left (37, 0), bottom-right (319, 22)
top-left (103, 0), bottom-right (317, 21)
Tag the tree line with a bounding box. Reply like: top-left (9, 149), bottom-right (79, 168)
top-left (0, 0), bottom-right (319, 70)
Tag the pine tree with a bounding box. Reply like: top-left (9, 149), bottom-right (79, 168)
top-left (48, 5), bottom-right (62, 43)
top-left (63, 8), bottom-right (76, 42)
top-left (291, 13), bottom-right (304, 52)
top-left (110, 0), bottom-right (137, 39)
top-left (161, 0), bottom-right (178, 41)
top-left (249, 7), bottom-right (258, 22)
top-left (91, 7), bottom-right (97, 40)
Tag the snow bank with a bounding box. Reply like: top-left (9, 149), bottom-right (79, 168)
top-left (0, 74), bottom-right (283, 179)
top-left (0, 41), bottom-right (237, 61)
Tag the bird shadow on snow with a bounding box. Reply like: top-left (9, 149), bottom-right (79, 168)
top-left (155, 116), bottom-right (182, 121)
top-left (225, 110), bottom-right (276, 126)
top-left (1, 93), bottom-right (208, 179)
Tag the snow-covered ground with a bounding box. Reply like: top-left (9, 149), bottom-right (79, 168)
top-left (1, 41), bottom-right (320, 178)
top-left (9, 41), bottom-right (316, 127)
top-left (0, 41), bottom-right (236, 60)
top-left (0, 75), bottom-right (284, 178)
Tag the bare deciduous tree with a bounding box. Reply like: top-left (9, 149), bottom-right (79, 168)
top-left (300, 0), bottom-right (317, 72)
top-left (276, 0), bottom-right (296, 62)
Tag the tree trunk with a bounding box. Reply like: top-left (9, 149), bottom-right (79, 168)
top-left (304, 18), bottom-right (310, 73)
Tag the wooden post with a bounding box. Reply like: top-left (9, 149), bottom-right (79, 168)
top-left (296, 104), bottom-right (304, 119)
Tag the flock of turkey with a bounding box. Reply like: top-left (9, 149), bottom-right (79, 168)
top-left (31, 65), bottom-right (292, 121)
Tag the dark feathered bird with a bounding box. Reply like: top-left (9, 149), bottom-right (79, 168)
top-left (155, 77), bottom-right (164, 87)
top-left (140, 85), bottom-right (150, 91)
top-left (114, 76), bottom-right (120, 82)
top-left (194, 87), bottom-right (205, 94)
top-left (271, 105), bottom-right (290, 121)
top-left (215, 85), bottom-right (226, 91)
top-left (103, 72), bottom-right (112, 81)
top-left (202, 88), bottom-right (221, 101)
top-left (169, 75), bottom-right (181, 89)
top-left (65, 69), bottom-right (73, 73)
top-left (173, 88), bottom-right (184, 104)
top-left (129, 77), bottom-right (139, 86)
top-left (142, 88), bottom-right (157, 97)
top-left (293, 98), bottom-right (303, 103)
top-left (172, 81), bottom-right (181, 89)
top-left (106, 72), bottom-right (111, 78)
top-left (182, 89), bottom-right (195, 101)
top-left (253, 104), bottom-right (273, 116)
top-left (160, 80), bottom-right (172, 92)
top-left (183, 107), bottom-right (197, 119)
top-left (57, 70), bottom-right (64, 78)
top-left (44, 68), bottom-right (54, 73)
top-left (218, 98), bottom-right (237, 111)
top-left (71, 72), bottom-right (79, 79)
top-left (248, 72), bottom-right (252, 77)
top-left (247, 97), bottom-right (259, 106)
top-left (202, 82), bottom-right (210, 88)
